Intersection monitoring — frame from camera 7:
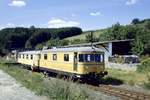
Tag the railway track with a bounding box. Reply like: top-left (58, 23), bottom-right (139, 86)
top-left (88, 85), bottom-right (150, 100)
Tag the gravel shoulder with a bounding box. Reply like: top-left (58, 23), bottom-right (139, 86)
top-left (112, 84), bottom-right (150, 95)
top-left (0, 70), bottom-right (47, 100)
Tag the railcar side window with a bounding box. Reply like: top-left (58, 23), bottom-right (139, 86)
top-left (26, 54), bottom-right (28, 59)
top-left (19, 54), bottom-right (21, 58)
top-left (79, 54), bottom-right (84, 62)
top-left (31, 55), bottom-right (33, 60)
top-left (53, 54), bottom-right (57, 60)
top-left (44, 54), bottom-right (47, 60)
top-left (23, 54), bottom-right (24, 59)
top-left (64, 54), bottom-right (69, 61)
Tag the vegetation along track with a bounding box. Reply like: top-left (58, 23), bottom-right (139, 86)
top-left (36, 69), bottom-right (150, 100)
top-left (88, 85), bottom-right (150, 100)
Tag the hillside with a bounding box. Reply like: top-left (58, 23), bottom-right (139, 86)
top-left (0, 27), bottom-right (82, 55)
top-left (64, 29), bottom-right (107, 41)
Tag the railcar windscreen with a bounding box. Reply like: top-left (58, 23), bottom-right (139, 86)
top-left (79, 54), bottom-right (104, 62)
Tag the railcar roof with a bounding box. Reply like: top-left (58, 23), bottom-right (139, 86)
top-left (19, 46), bottom-right (104, 54)
top-left (19, 50), bottom-right (41, 54)
top-left (42, 46), bottom-right (104, 53)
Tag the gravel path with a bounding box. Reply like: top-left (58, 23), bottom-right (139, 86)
top-left (0, 70), bottom-right (47, 100)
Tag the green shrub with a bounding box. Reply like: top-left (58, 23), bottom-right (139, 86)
top-left (128, 80), bottom-right (135, 86)
top-left (44, 80), bottom-right (88, 100)
top-left (144, 75), bottom-right (150, 89)
top-left (137, 58), bottom-right (150, 73)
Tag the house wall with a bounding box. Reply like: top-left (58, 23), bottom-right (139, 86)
top-left (96, 41), bottom-right (133, 68)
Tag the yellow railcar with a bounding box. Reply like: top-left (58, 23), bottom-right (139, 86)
top-left (18, 51), bottom-right (41, 67)
top-left (17, 46), bottom-right (107, 79)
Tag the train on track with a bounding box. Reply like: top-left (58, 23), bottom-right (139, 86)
top-left (17, 46), bottom-right (108, 81)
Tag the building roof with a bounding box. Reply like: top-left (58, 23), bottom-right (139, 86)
top-left (59, 39), bottom-right (134, 48)
top-left (94, 39), bottom-right (134, 45)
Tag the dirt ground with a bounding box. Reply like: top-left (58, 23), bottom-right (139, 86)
top-left (0, 70), bottom-right (48, 100)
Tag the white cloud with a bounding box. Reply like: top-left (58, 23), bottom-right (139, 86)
top-left (126, 0), bottom-right (138, 5)
top-left (90, 12), bottom-right (101, 16)
top-left (9, 0), bottom-right (26, 7)
top-left (0, 23), bottom-right (16, 30)
top-left (0, 26), bottom-right (5, 30)
top-left (48, 18), bottom-right (80, 28)
top-left (7, 23), bottom-right (15, 27)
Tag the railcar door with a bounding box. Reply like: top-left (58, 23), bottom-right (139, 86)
top-left (37, 54), bottom-right (40, 66)
top-left (73, 52), bottom-right (78, 71)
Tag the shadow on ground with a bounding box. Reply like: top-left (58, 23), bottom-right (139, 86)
top-left (4, 62), bottom-right (21, 66)
top-left (101, 76), bottom-right (123, 85)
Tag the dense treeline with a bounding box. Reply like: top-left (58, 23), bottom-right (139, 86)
top-left (98, 18), bottom-right (150, 55)
top-left (0, 27), bottom-right (82, 55)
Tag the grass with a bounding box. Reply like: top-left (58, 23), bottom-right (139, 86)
top-left (64, 29), bottom-right (106, 41)
top-left (137, 57), bottom-right (150, 73)
top-left (137, 57), bottom-right (150, 89)
top-left (106, 68), bottom-right (149, 86)
top-left (1, 58), bottom-right (150, 99)
top-left (0, 59), bottom-right (104, 100)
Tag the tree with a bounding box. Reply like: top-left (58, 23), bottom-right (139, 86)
top-left (30, 25), bottom-right (35, 29)
top-left (60, 40), bottom-right (69, 46)
top-left (144, 21), bottom-right (150, 30)
top-left (85, 31), bottom-right (98, 43)
top-left (46, 39), bottom-right (61, 47)
top-left (131, 18), bottom-right (140, 25)
top-left (132, 38), bottom-right (144, 55)
top-left (35, 43), bottom-right (45, 50)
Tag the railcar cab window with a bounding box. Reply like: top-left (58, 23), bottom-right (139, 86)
top-left (100, 54), bottom-right (104, 62)
top-left (64, 54), bottom-right (69, 61)
top-left (95, 54), bottom-right (101, 62)
top-left (31, 55), bottom-right (33, 60)
top-left (79, 54), bottom-right (104, 62)
top-left (44, 54), bottom-right (47, 60)
top-left (53, 54), bottom-right (57, 60)
top-left (85, 54), bottom-right (94, 62)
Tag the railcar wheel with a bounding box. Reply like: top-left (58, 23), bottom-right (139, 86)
top-left (69, 75), bottom-right (74, 81)
top-left (43, 71), bottom-right (49, 78)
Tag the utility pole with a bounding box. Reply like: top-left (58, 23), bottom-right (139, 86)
top-left (90, 31), bottom-right (94, 47)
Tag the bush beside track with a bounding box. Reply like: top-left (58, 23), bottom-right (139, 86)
top-left (137, 58), bottom-right (150, 89)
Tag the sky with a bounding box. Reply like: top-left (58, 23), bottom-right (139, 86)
top-left (0, 0), bottom-right (150, 31)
